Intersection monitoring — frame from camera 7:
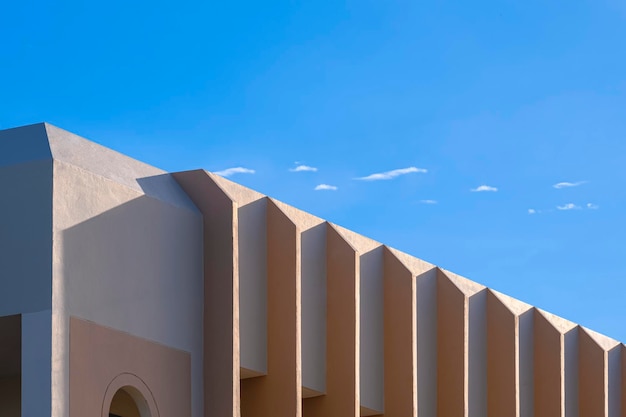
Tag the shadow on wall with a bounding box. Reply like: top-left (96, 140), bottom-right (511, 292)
top-left (61, 173), bottom-right (202, 417)
top-left (61, 172), bottom-right (202, 343)
top-left (0, 314), bottom-right (21, 417)
top-left (135, 174), bottom-right (198, 212)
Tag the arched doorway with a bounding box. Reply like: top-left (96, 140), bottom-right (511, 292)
top-left (108, 386), bottom-right (152, 417)
top-left (102, 374), bottom-right (158, 417)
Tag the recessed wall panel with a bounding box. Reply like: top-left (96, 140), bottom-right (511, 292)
top-left (238, 198), bottom-right (268, 375)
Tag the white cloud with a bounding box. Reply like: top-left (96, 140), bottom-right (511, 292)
top-left (557, 203), bottom-right (580, 211)
top-left (356, 166), bottom-right (427, 181)
top-left (214, 167), bottom-right (256, 177)
top-left (420, 199), bottom-right (438, 204)
top-left (528, 209), bottom-right (537, 214)
top-left (290, 165), bottom-right (318, 172)
top-left (587, 203), bottom-right (599, 210)
top-left (553, 181), bottom-right (587, 189)
top-left (314, 184), bottom-right (338, 191)
top-left (471, 185), bottom-right (498, 192)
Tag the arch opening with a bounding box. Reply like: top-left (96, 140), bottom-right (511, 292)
top-left (108, 386), bottom-right (151, 417)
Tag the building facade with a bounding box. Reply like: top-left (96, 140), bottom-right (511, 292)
top-left (0, 123), bottom-right (624, 417)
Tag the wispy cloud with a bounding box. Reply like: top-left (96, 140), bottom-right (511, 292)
top-left (290, 165), bottom-right (318, 172)
top-left (420, 199), bottom-right (438, 204)
top-left (471, 185), bottom-right (498, 192)
top-left (528, 209), bottom-right (537, 214)
top-left (214, 167), bottom-right (256, 177)
top-left (587, 203), bottom-right (599, 210)
top-left (557, 203), bottom-right (580, 211)
top-left (314, 184), bottom-right (338, 191)
top-left (356, 166), bottom-right (427, 181)
top-left (553, 181), bottom-right (587, 189)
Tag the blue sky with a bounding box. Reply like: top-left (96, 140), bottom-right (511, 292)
top-left (2, 0), bottom-right (626, 340)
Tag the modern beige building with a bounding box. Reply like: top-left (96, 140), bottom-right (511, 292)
top-left (0, 123), bottom-right (624, 417)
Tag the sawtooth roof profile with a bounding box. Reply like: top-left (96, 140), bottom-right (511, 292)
top-left (0, 123), bottom-right (624, 417)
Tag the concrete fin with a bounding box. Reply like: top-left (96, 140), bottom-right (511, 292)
top-left (241, 201), bottom-right (302, 417)
top-left (329, 223), bottom-right (381, 254)
top-left (301, 222), bottom-right (327, 395)
top-left (622, 345), bottom-right (626, 417)
top-left (267, 198), bottom-right (324, 231)
top-left (383, 247), bottom-right (417, 417)
top-left (207, 171), bottom-right (265, 206)
top-left (580, 326), bottom-right (620, 351)
top-left (489, 289), bottom-right (533, 316)
top-left (439, 268), bottom-right (485, 297)
top-left (578, 326), bottom-right (607, 416)
top-left (536, 309), bottom-right (578, 334)
top-left (385, 246), bottom-right (435, 277)
top-left (436, 267), bottom-right (468, 417)
top-left (534, 308), bottom-right (565, 417)
top-left (486, 291), bottom-right (516, 416)
top-left (171, 169), bottom-right (240, 417)
top-left (302, 224), bottom-right (360, 417)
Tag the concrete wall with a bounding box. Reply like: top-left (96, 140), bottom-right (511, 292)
top-left (360, 247), bottom-right (384, 413)
top-left (238, 198), bottom-right (268, 375)
top-left (69, 317), bottom-right (191, 417)
top-left (22, 310), bottom-right (52, 417)
top-left (301, 224), bottom-right (327, 396)
top-left (416, 268), bottom-right (438, 416)
top-left (52, 158), bottom-right (203, 417)
top-left (0, 160), bottom-right (52, 317)
top-left (46, 126), bottom-right (204, 417)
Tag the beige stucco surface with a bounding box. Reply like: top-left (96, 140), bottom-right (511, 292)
top-left (176, 169), bottom-right (626, 417)
top-left (69, 316), bottom-right (191, 417)
top-left (53, 158), bottom-right (203, 417)
top-left (240, 200), bottom-right (302, 417)
top-left (302, 225), bottom-right (360, 417)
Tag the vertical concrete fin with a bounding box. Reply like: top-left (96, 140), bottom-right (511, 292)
top-left (490, 290), bottom-right (533, 316)
top-left (265, 199), bottom-right (326, 399)
top-left (360, 245), bottom-right (384, 416)
top-left (564, 327), bottom-right (580, 417)
top-left (437, 268), bottom-right (469, 417)
top-left (608, 345), bottom-right (621, 417)
top-left (536, 309), bottom-right (578, 334)
top-left (301, 223), bottom-right (327, 397)
top-left (238, 197), bottom-right (268, 376)
top-left (622, 345), bottom-right (626, 417)
top-left (534, 309), bottom-right (565, 417)
top-left (579, 327), bottom-right (607, 417)
top-left (385, 246), bottom-right (435, 276)
top-left (582, 328), bottom-right (621, 352)
top-left (579, 327), bottom-right (620, 417)
top-left (303, 223), bottom-right (360, 417)
top-left (172, 170), bottom-right (241, 417)
top-left (240, 198), bottom-right (302, 417)
top-left (487, 290), bottom-right (521, 417)
top-left (437, 269), bottom-right (487, 417)
top-left (207, 172), bottom-right (265, 206)
top-left (519, 309), bottom-right (535, 417)
top-left (382, 246), bottom-right (418, 417)
top-left (468, 288), bottom-right (487, 417)
top-left (416, 267), bottom-right (438, 417)
top-left (268, 198), bottom-right (325, 231)
top-left (329, 223), bottom-right (380, 254)
top-left (439, 268), bottom-right (486, 297)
